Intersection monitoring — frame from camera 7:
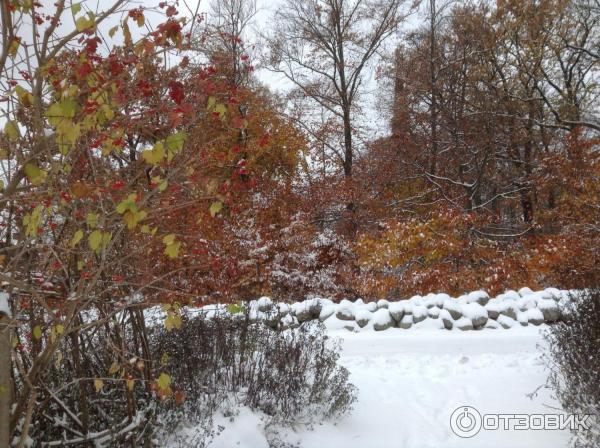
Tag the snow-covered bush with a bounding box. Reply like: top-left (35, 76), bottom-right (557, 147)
top-left (544, 289), bottom-right (600, 447)
top-left (151, 314), bottom-right (357, 445)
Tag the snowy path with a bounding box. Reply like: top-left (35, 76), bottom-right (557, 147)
top-left (212, 327), bottom-right (571, 448)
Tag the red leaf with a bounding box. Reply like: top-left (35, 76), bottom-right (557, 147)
top-left (168, 81), bottom-right (185, 104)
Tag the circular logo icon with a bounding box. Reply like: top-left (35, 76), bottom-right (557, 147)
top-left (450, 406), bottom-right (482, 438)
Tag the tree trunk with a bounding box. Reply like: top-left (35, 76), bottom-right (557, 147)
top-left (429, 0), bottom-right (439, 176)
top-left (343, 107), bottom-right (353, 177)
top-left (0, 312), bottom-right (12, 448)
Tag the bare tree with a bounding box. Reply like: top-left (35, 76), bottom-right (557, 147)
top-left (207, 0), bottom-right (258, 87)
top-left (266, 0), bottom-right (413, 177)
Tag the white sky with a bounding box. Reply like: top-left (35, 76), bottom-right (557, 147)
top-left (6, 0), bottom-right (425, 144)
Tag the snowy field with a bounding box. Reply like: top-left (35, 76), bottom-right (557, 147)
top-left (209, 326), bottom-right (570, 448)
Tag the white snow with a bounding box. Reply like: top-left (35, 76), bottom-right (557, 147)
top-left (0, 292), bottom-right (10, 318)
top-left (461, 303), bottom-right (487, 320)
top-left (202, 327), bottom-right (569, 448)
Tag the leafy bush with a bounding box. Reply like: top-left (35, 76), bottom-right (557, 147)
top-left (151, 314), bottom-right (356, 446)
top-left (544, 289), bottom-right (600, 447)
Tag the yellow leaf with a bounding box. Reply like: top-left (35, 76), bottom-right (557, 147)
top-left (70, 230), bottom-right (84, 247)
top-left (165, 131), bottom-right (186, 153)
top-left (86, 213), bottom-right (99, 229)
top-left (8, 37), bottom-right (20, 58)
top-left (75, 14), bottom-right (94, 32)
top-left (126, 378), bottom-right (135, 391)
top-left (209, 201), bottom-right (223, 217)
top-left (93, 379), bottom-right (104, 392)
top-left (164, 242), bottom-right (181, 259)
top-left (123, 210), bottom-right (147, 230)
top-left (142, 141), bottom-right (165, 165)
top-left (116, 193), bottom-right (137, 214)
top-left (24, 205), bottom-right (43, 237)
top-left (72, 2), bottom-right (81, 15)
top-left (24, 163), bottom-right (47, 186)
top-left (33, 325), bottom-right (42, 340)
top-left (109, 361), bottom-right (119, 375)
top-left (101, 232), bottom-right (112, 248)
top-left (162, 234), bottom-right (176, 245)
top-left (214, 103), bottom-right (227, 118)
top-left (207, 96), bottom-right (216, 111)
top-left (15, 85), bottom-right (33, 107)
top-left (77, 260), bottom-right (84, 270)
top-left (88, 230), bottom-right (102, 252)
top-left (123, 211), bottom-right (135, 230)
top-left (4, 121), bottom-right (20, 141)
top-left (160, 352), bottom-right (169, 366)
top-left (157, 373), bottom-right (171, 391)
top-left (55, 324), bottom-right (64, 335)
top-left (164, 314), bottom-right (174, 331)
top-left (108, 25), bottom-right (118, 38)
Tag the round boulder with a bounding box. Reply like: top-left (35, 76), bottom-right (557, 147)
top-left (372, 309), bottom-right (394, 331)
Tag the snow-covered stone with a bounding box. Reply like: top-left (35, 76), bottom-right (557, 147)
top-left (440, 309), bottom-right (454, 330)
top-left (257, 296), bottom-right (273, 312)
top-left (399, 314), bottom-right (413, 329)
top-left (365, 301), bottom-right (378, 312)
top-left (497, 314), bottom-right (516, 329)
top-left (277, 303), bottom-right (290, 316)
top-left (456, 317), bottom-right (474, 331)
top-left (465, 290), bottom-right (490, 306)
top-left (462, 303), bottom-right (488, 328)
top-left (499, 302), bottom-right (518, 320)
top-left (336, 304), bottom-right (355, 321)
top-left (376, 299), bottom-right (390, 309)
top-left (324, 316), bottom-right (358, 332)
top-left (518, 297), bottom-right (537, 311)
top-left (544, 287), bottom-right (562, 301)
top-left (443, 299), bottom-right (463, 320)
top-left (485, 301), bottom-right (501, 320)
top-left (517, 311), bottom-right (529, 326)
top-left (372, 309), bottom-right (394, 331)
top-left (412, 305), bottom-right (428, 324)
top-left (484, 319), bottom-right (501, 330)
top-left (518, 287), bottom-right (534, 297)
top-left (388, 302), bottom-right (404, 322)
top-left (501, 290), bottom-right (521, 301)
top-left (537, 298), bottom-right (561, 322)
top-left (355, 309), bottom-right (373, 328)
top-left (427, 306), bottom-right (441, 319)
top-left (526, 308), bottom-right (544, 326)
top-left (292, 298), bottom-right (321, 322)
top-left (318, 305), bottom-right (336, 322)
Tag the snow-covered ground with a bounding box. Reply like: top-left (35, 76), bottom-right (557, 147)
top-left (209, 326), bottom-right (570, 448)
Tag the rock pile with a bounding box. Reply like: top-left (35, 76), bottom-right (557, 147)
top-left (234, 287), bottom-right (573, 332)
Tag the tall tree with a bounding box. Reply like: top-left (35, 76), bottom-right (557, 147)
top-left (266, 0), bottom-right (411, 177)
top-left (206, 0), bottom-right (257, 88)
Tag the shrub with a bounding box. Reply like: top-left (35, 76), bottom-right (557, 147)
top-left (151, 313), bottom-right (357, 446)
top-left (16, 308), bottom-right (355, 447)
top-left (544, 289), bottom-right (600, 447)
